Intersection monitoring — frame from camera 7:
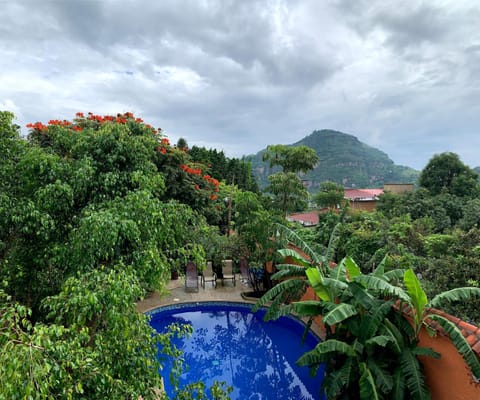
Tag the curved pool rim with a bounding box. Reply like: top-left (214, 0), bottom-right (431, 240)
top-left (145, 300), bottom-right (321, 342)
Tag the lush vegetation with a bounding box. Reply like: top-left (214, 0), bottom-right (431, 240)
top-left (262, 144), bottom-right (317, 216)
top-left (0, 110), bottom-right (251, 399)
top-left (188, 145), bottom-right (259, 193)
top-left (255, 226), bottom-right (480, 399)
top-left (249, 129), bottom-right (419, 190)
top-left (2, 106), bottom-right (480, 399)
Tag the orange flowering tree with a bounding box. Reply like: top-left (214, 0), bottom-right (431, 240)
top-left (1, 111), bottom-right (224, 305)
top-left (0, 110), bottom-right (233, 398)
top-left (26, 111), bottom-right (221, 215)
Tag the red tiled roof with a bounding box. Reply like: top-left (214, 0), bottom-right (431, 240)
top-left (344, 188), bottom-right (384, 200)
top-left (287, 212), bottom-right (319, 226)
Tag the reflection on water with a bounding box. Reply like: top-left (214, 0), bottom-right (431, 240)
top-left (150, 303), bottom-right (325, 400)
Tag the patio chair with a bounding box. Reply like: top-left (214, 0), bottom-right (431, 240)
top-left (185, 260), bottom-right (199, 293)
top-left (201, 261), bottom-right (217, 289)
top-left (221, 259), bottom-right (236, 286)
top-left (239, 257), bottom-right (250, 285)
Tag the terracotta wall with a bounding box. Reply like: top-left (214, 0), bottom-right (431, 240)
top-left (349, 200), bottom-right (377, 212)
top-left (300, 287), bottom-right (480, 398)
top-left (418, 327), bottom-right (480, 399)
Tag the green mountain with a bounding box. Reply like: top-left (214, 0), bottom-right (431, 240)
top-left (248, 129), bottom-right (419, 191)
top-left (474, 166), bottom-right (480, 178)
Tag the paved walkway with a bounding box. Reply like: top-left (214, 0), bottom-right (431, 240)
top-left (137, 277), bottom-right (255, 313)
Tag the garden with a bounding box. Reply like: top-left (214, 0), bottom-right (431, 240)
top-left (1, 109), bottom-right (480, 399)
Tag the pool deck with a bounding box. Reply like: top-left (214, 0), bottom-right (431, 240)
top-left (137, 277), bottom-right (255, 313)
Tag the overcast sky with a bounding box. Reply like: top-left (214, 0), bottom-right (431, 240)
top-left (1, 0), bottom-right (480, 170)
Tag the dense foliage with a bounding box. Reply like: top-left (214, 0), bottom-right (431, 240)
top-left (262, 144), bottom-right (319, 174)
top-left (314, 181), bottom-right (345, 209)
top-left (418, 152), bottom-right (479, 196)
top-left (3, 105), bottom-right (480, 399)
top-left (259, 144), bottom-right (317, 216)
top-left (189, 145), bottom-right (259, 193)
top-left (0, 269), bottom-right (162, 399)
top-left (0, 111), bottom-right (237, 398)
top-left (296, 152), bottom-right (480, 324)
top-left (256, 226), bottom-right (480, 399)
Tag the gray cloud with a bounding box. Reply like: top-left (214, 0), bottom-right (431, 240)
top-left (1, 0), bottom-right (479, 171)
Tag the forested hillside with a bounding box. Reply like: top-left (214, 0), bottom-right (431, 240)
top-left (249, 129), bottom-right (419, 190)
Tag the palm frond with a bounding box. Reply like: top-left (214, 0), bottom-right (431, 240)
top-left (306, 267), bottom-right (332, 302)
top-left (399, 347), bottom-right (431, 400)
top-left (325, 222), bottom-right (342, 263)
top-left (344, 256), bottom-right (362, 281)
top-left (383, 269), bottom-right (405, 283)
top-left (361, 299), bottom-right (394, 340)
top-left (372, 255), bottom-right (388, 277)
top-left (429, 287), bottom-right (480, 308)
top-left (412, 346), bottom-right (440, 359)
top-left (348, 281), bottom-right (375, 310)
top-left (367, 358), bottom-right (394, 394)
top-left (403, 269), bottom-right (428, 331)
top-left (276, 248), bottom-right (312, 268)
top-left (275, 223), bottom-right (324, 265)
top-left (253, 278), bottom-right (306, 311)
top-left (297, 339), bottom-right (356, 367)
top-left (271, 263), bottom-right (307, 280)
top-left (355, 275), bottom-right (411, 303)
top-left (291, 300), bottom-right (326, 318)
top-left (359, 362), bottom-right (380, 400)
top-left (330, 257), bottom-right (348, 281)
top-left (365, 335), bottom-right (394, 348)
top-left (323, 358), bottom-right (355, 399)
top-left (264, 302), bottom-right (292, 321)
top-left (381, 318), bottom-right (405, 354)
top-left (389, 310), bottom-right (416, 341)
top-left (390, 368), bottom-right (406, 400)
top-left (322, 277), bottom-right (348, 293)
top-left (323, 303), bottom-right (358, 326)
top-left (428, 314), bottom-right (480, 379)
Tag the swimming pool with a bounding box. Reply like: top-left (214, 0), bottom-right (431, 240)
top-left (148, 301), bottom-right (325, 400)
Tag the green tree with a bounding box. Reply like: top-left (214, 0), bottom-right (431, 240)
top-left (189, 145), bottom-right (259, 193)
top-left (314, 181), bottom-right (344, 209)
top-left (176, 137), bottom-right (188, 151)
top-left (419, 152), bottom-right (479, 197)
top-left (267, 172), bottom-right (309, 216)
top-left (0, 111), bottom-right (231, 398)
top-left (458, 198), bottom-right (480, 230)
top-left (233, 191), bottom-right (283, 265)
top-left (262, 144), bottom-right (318, 173)
top-left (0, 269), bottom-right (163, 399)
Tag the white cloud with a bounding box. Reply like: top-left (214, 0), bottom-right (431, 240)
top-left (0, 0), bottom-right (479, 170)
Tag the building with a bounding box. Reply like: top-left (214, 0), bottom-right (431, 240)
top-left (344, 184), bottom-right (414, 212)
top-left (344, 188), bottom-right (384, 212)
top-left (286, 211), bottom-right (320, 226)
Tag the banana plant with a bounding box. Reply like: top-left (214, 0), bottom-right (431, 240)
top-left (293, 264), bottom-right (438, 400)
top-left (256, 224), bottom-right (480, 398)
top-left (354, 267), bottom-right (480, 381)
top-left (402, 269), bottom-right (480, 379)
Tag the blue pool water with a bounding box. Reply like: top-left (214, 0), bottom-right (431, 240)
top-left (148, 302), bottom-right (325, 400)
